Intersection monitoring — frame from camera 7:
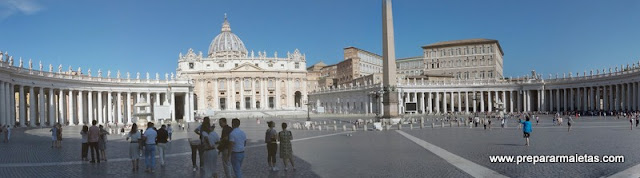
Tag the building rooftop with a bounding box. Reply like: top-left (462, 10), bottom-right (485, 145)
top-left (397, 56), bottom-right (423, 61)
top-left (421, 38), bottom-right (503, 55)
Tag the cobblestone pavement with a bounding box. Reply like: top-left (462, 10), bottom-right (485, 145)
top-left (0, 115), bottom-right (637, 177)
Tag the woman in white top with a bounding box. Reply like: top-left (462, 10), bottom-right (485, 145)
top-left (126, 123), bottom-right (142, 171)
top-left (201, 119), bottom-right (220, 178)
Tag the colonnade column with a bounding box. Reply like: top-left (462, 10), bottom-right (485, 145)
top-left (479, 91), bottom-right (484, 112)
top-left (118, 92), bottom-right (123, 124)
top-left (487, 91), bottom-right (492, 112)
top-left (18, 86), bottom-right (26, 127)
top-left (28, 86), bottom-right (36, 126)
top-left (465, 91), bottom-right (469, 113)
top-left (127, 92), bottom-right (132, 124)
top-left (37, 87), bottom-right (45, 126)
top-left (457, 91), bottom-right (462, 113)
top-left (68, 90), bottom-right (74, 126)
top-left (0, 82), bottom-right (4, 126)
top-left (501, 91), bottom-right (506, 112)
top-left (107, 92), bottom-right (113, 123)
top-left (78, 91), bottom-right (84, 125)
top-left (509, 91), bottom-right (513, 113)
top-left (538, 90), bottom-right (542, 112)
top-left (98, 91), bottom-right (103, 124)
top-left (563, 89), bottom-right (567, 112)
top-left (183, 93), bottom-right (189, 121)
top-left (189, 91), bottom-right (195, 121)
top-left (583, 87), bottom-right (588, 112)
top-left (450, 92), bottom-right (454, 112)
top-left (435, 92), bottom-right (440, 113)
top-left (592, 87), bottom-right (596, 111)
top-left (472, 91), bottom-right (477, 113)
top-left (88, 91), bottom-right (93, 123)
top-left (170, 92), bottom-right (175, 122)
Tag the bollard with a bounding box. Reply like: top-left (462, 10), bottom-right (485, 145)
top-left (334, 125), bottom-right (337, 131)
top-left (441, 122), bottom-right (445, 128)
top-left (324, 121), bottom-right (327, 125)
top-left (352, 125), bottom-right (357, 131)
top-left (432, 123), bottom-right (435, 128)
top-left (339, 120), bottom-right (342, 124)
top-left (343, 125), bottom-right (347, 131)
top-left (386, 125), bottom-right (391, 130)
top-left (420, 121), bottom-right (424, 129)
top-left (410, 124), bottom-right (413, 130)
top-left (319, 126), bottom-right (322, 131)
top-left (333, 121), bottom-right (336, 124)
top-left (398, 123), bottom-right (402, 130)
top-left (364, 125), bottom-right (368, 131)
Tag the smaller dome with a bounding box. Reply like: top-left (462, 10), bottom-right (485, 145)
top-left (208, 15), bottom-right (248, 58)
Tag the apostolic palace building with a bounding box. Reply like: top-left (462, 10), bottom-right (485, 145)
top-left (1, 13), bottom-right (639, 128)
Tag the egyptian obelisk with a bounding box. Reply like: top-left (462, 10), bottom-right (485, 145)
top-left (381, 0), bottom-right (400, 119)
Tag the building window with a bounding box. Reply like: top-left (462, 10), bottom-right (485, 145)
top-left (235, 80), bottom-right (240, 91)
top-left (206, 64), bottom-right (211, 68)
top-left (244, 79), bottom-right (251, 90)
top-left (268, 80), bottom-right (275, 88)
top-left (295, 62), bottom-right (300, 69)
top-left (235, 63), bottom-right (239, 67)
top-left (255, 63), bottom-right (258, 67)
top-left (281, 64), bottom-right (285, 68)
top-left (268, 63), bottom-right (273, 67)
top-left (219, 98), bottom-right (226, 110)
top-left (189, 63), bottom-right (194, 69)
top-left (219, 63), bottom-right (224, 67)
top-left (219, 79), bottom-right (226, 90)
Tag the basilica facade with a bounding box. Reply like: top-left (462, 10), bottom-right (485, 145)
top-left (176, 16), bottom-right (308, 114)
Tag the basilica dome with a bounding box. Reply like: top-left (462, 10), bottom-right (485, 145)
top-left (208, 16), bottom-right (248, 58)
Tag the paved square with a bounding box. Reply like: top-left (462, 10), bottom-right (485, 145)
top-left (0, 115), bottom-right (638, 177)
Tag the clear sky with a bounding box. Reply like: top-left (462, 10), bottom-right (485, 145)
top-left (0, 0), bottom-right (638, 78)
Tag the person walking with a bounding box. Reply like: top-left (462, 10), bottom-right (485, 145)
top-left (56, 123), bottom-right (63, 148)
top-left (228, 118), bottom-right (247, 178)
top-left (81, 125), bottom-right (89, 161)
top-left (536, 116), bottom-right (539, 125)
top-left (143, 122), bottom-right (158, 173)
top-left (218, 118), bottom-right (234, 178)
top-left (88, 120), bottom-right (101, 163)
top-left (202, 118), bottom-right (220, 178)
top-left (519, 116), bottom-right (533, 146)
top-left (126, 123), bottom-right (142, 171)
top-left (98, 125), bottom-right (110, 161)
top-left (156, 125), bottom-right (169, 167)
top-left (278, 123), bottom-right (295, 171)
top-left (50, 123), bottom-right (58, 148)
top-left (265, 121), bottom-right (278, 171)
top-left (567, 116), bottom-right (573, 132)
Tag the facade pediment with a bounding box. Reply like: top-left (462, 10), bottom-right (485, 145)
top-left (230, 62), bottom-right (264, 72)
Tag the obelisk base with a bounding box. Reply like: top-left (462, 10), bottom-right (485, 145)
top-left (379, 91), bottom-right (402, 125)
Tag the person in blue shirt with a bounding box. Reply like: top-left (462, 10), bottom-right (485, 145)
top-left (519, 116), bottom-right (533, 146)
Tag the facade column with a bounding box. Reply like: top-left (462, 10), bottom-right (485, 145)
top-left (58, 89), bottom-right (64, 125)
top-left (501, 91), bottom-right (506, 112)
top-left (449, 92), bottom-right (454, 113)
top-left (609, 85), bottom-right (614, 111)
top-left (240, 79), bottom-right (245, 110)
top-left (549, 90), bottom-right (554, 111)
top-left (562, 88), bottom-right (567, 112)
top-left (78, 91), bottom-right (84, 125)
top-left (118, 92), bottom-right (123, 124)
top-left (88, 91), bottom-right (93, 123)
top-left (146, 92), bottom-right (151, 121)
top-left (603, 86), bottom-right (608, 111)
top-left (28, 87), bottom-right (36, 127)
top-left (592, 87), bottom-right (596, 111)
top-left (19, 85), bottom-right (26, 127)
top-left (213, 79), bottom-right (219, 110)
top-left (537, 90), bottom-right (542, 112)
top-left (98, 91), bottom-right (103, 124)
top-left (583, 87), bottom-right (588, 111)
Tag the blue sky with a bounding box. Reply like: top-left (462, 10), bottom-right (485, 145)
top-left (0, 0), bottom-right (638, 78)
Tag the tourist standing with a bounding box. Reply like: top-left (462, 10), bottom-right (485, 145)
top-left (265, 121), bottom-right (278, 171)
top-left (519, 116), bottom-right (533, 146)
top-left (156, 125), bottom-right (169, 167)
top-left (99, 125), bottom-right (110, 161)
top-left (81, 125), bottom-right (89, 161)
top-left (278, 123), bottom-right (295, 171)
top-left (50, 123), bottom-right (58, 148)
top-left (192, 119), bottom-right (207, 171)
top-left (143, 122), bottom-right (158, 173)
top-left (536, 116), bottom-right (539, 125)
top-left (202, 118), bottom-right (220, 178)
top-left (5, 125), bottom-right (10, 143)
top-left (167, 124), bottom-right (173, 141)
top-left (126, 123), bottom-right (141, 171)
top-left (218, 118), bottom-right (234, 178)
top-left (229, 118), bottom-right (247, 178)
top-left (88, 120), bottom-right (101, 163)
